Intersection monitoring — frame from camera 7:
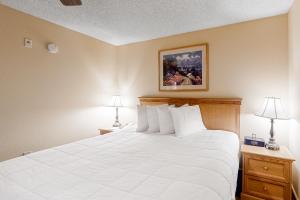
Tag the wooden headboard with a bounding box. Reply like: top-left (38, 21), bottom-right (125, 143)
top-left (139, 96), bottom-right (242, 136)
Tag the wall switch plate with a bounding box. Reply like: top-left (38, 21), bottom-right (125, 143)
top-left (24, 38), bottom-right (32, 48)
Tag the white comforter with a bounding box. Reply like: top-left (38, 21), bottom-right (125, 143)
top-left (0, 126), bottom-right (240, 200)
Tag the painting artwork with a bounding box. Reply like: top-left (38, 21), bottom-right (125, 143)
top-left (159, 44), bottom-right (208, 91)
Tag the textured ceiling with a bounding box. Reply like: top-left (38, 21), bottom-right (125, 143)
top-left (0, 0), bottom-right (293, 45)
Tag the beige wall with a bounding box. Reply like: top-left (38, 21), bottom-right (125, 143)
top-left (0, 4), bottom-right (118, 161)
top-left (289, 0), bottom-right (300, 195)
top-left (117, 15), bottom-right (290, 145)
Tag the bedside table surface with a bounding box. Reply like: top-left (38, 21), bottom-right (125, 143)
top-left (241, 144), bottom-right (295, 161)
top-left (98, 127), bottom-right (120, 131)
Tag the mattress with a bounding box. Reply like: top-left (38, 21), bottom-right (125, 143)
top-left (0, 125), bottom-right (240, 200)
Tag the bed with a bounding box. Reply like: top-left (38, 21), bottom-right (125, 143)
top-left (0, 97), bottom-right (242, 200)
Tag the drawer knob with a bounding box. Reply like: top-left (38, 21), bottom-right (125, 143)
top-left (263, 166), bottom-right (269, 171)
top-left (263, 186), bottom-right (268, 191)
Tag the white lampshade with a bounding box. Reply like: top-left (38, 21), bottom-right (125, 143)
top-left (110, 95), bottom-right (123, 107)
top-left (255, 97), bottom-right (288, 120)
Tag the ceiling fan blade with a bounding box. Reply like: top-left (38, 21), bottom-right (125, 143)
top-left (60, 0), bottom-right (82, 6)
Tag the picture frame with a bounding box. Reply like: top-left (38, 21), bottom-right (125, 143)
top-left (159, 43), bottom-right (209, 91)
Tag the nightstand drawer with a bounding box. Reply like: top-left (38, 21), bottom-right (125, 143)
top-left (244, 175), bottom-right (289, 200)
top-left (244, 154), bottom-right (290, 183)
top-left (241, 193), bottom-right (264, 200)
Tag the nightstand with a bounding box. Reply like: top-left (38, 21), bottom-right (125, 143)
top-left (241, 145), bottom-right (295, 200)
top-left (98, 128), bottom-right (114, 135)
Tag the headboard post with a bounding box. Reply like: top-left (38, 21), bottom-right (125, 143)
top-left (138, 97), bottom-right (242, 137)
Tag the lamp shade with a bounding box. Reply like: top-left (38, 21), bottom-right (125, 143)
top-left (110, 95), bottom-right (123, 107)
top-left (255, 97), bottom-right (288, 120)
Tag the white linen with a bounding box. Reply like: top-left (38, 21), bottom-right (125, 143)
top-left (170, 105), bottom-right (207, 137)
top-left (136, 105), bottom-right (149, 132)
top-left (146, 104), bottom-right (168, 132)
top-left (0, 125), bottom-right (239, 200)
top-left (157, 106), bottom-right (175, 134)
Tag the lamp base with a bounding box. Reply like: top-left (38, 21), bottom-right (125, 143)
top-left (112, 121), bottom-right (122, 128)
top-left (265, 118), bottom-right (280, 151)
top-left (113, 107), bottom-right (121, 128)
top-left (265, 138), bottom-right (280, 151)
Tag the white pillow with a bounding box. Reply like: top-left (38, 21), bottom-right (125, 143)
top-left (157, 105), bottom-right (175, 134)
top-left (170, 105), bottom-right (206, 137)
top-left (136, 105), bottom-right (148, 132)
top-left (146, 104), bottom-right (168, 132)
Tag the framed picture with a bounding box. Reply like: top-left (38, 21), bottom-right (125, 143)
top-left (159, 43), bottom-right (209, 91)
